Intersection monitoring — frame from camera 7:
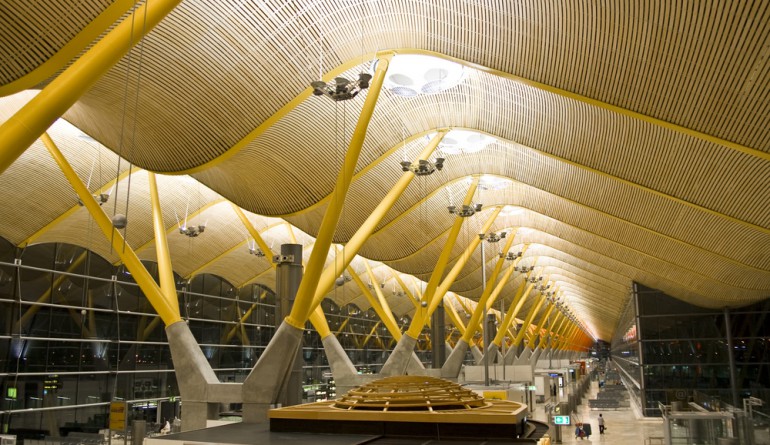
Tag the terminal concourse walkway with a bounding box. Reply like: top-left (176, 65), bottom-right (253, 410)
top-left (530, 380), bottom-right (665, 444)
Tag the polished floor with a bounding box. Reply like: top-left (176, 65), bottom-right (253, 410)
top-left (530, 380), bottom-right (665, 444)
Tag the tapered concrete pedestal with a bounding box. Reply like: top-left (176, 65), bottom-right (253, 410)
top-left (441, 338), bottom-right (469, 378)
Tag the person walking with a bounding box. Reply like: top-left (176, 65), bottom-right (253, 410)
top-left (598, 413), bottom-right (605, 434)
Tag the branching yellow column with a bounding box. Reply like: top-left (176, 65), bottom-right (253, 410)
top-left (231, 204), bottom-right (276, 268)
top-left (512, 292), bottom-right (547, 347)
top-left (0, 0), bottom-right (183, 175)
top-left (414, 205), bottom-right (503, 334)
top-left (148, 172), bottom-right (181, 317)
top-left (540, 312), bottom-right (565, 349)
top-left (442, 296), bottom-right (467, 335)
top-left (461, 243), bottom-right (526, 344)
top-left (349, 267), bottom-right (402, 340)
top-left (527, 302), bottom-right (556, 349)
top-left (42, 133), bottom-right (181, 326)
top-left (403, 179), bottom-right (480, 338)
top-left (306, 130), bottom-right (447, 314)
top-left (287, 53), bottom-right (394, 329)
top-left (364, 261), bottom-right (400, 334)
top-left (491, 280), bottom-right (529, 347)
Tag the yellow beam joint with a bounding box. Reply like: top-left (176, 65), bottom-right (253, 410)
top-left (462, 252), bottom-right (519, 343)
top-left (411, 204), bottom-right (502, 338)
top-left (443, 296), bottom-right (467, 335)
top-left (350, 266), bottom-right (402, 340)
top-left (540, 312), bottom-right (565, 349)
top-left (287, 53), bottom-right (394, 329)
top-left (309, 306), bottom-right (332, 338)
top-left (404, 178), bottom-right (480, 338)
top-left (231, 203), bottom-right (276, 268)
top-left (0, 0), bottom-right (183, 176)
top-left (486, 243), bottom-right (529, 312)
top-left (512, 292), bottom-right (546, 347)
top-left (363, 321), bottom-right (382, 347)
top-left (285, 223), bottom-right (298, 244)
top-left (393, 273), bottom-right (420, 310)
top-left (364, 261), bottom-right (400, 334)
top-left (528, 302), bottom-right (556, 349)
top-left (306, 130), bottom-right (445, 314)
top-left (147, 172), bottom-right (180, 317)
top-left (42, 132), bottom-right (181, 326)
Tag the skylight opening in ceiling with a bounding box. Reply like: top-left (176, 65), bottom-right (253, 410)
top-left (430, 129), bottom-right (495, 155)
top-left (478, 174), bottom-right (511, 191)
top-left (384, 54), bottom-right (465, 97)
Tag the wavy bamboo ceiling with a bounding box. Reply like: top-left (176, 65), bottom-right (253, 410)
top-left (1, 0), bottom-right (769, 341)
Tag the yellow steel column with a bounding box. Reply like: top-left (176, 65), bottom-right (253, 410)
top-left (540, 312), bottom-right (565, 349)
top-left (528, 302), bottom-right (556, 349)
top-left (349, 266), bottom-right (402, 340)
top-left (403, 178), bottom-right (480, 338)
top-left (364, 261), bottom-right (400, 334)
top-left (512, 293), bottom-right (546, 347)
top-left (42, 133), bottom-right (181, 326)
top-left (147, 172), bottom-right (180, 316)
top-left (231, 204), bottom-right (276, 268)
top-left (460, 243), bottom-right (520, 344)
top-left (393, 273), bottom-right (420, 311)
top-left (442, 296), bottom-right (467, 335)
top-left (491, 280), bottom-right (530, 347)
top-left (306, 130), bottom-right (446, 313)
top-left (0, 0), bottom-right (183, 175)
top-left (485, 245), bottom-right (529, 311)
top-left (287, 53), bottom-right (394, 328)
top-left (416, 204), bottom-right (502, 332)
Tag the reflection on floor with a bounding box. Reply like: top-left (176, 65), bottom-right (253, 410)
top-left (530, 380), bottom-right (665, 444)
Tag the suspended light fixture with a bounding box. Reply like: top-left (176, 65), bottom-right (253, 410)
top-left (311, 73), bottom-right (372, 101)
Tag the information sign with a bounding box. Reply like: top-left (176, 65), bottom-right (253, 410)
top-left (553, 415), bottom-right (570, 425)
top-left (109, 401), bottom-right (127, 431)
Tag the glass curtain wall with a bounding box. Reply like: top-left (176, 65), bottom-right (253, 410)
top-left (612, 282), bottom-right (770, 417)
top-left (0, 238), bottom-right (441, 440)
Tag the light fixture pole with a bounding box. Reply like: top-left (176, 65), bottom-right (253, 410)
top-left (480, 237), bottom-right (489, 386)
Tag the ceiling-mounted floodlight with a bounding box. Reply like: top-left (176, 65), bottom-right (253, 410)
top-left (400, 157), bottom-right (445, 176)
top-left (501, 250), bottom-right (523, 261)
top-left (246, 238), bottom-right (265, 257)
top-left (480, 231), bottom-right (506, 243)
top-left (448, 203), bottom-right (483, 217)
top-left (180, 224), bottom-right (206, 238)
top-left (335, 274), bottom-right (352, 287)
top-left (77, 193), bottom-right (110, 207)
top-left (514, 265), bottom-right (534, 273)
top-left (311, 73), bottom-right (372, 101)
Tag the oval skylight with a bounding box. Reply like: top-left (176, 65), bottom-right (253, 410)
top-left (437, 129), bottom-right (495, 155)
top-left (479, 175), bottom-right (511, 190)
top-left (384, 54), bottom-right (465, 97)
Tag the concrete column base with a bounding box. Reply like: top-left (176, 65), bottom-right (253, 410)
top-left (480, 343), bottom-right (499, 365)
top-left (322, 335), bottom-right (357, 380)
top-left (379, 334), bottom-right (418, 376)
top-left (166, 321), bottom-right (224, 431)
top-left (530, 347), bottom-right (543, 366)
top-left (514, 348), bottom-right (532, 365)
top-left (407, 352), bottom-right (427, 375)
top-left (504, 347), bottom-right (517, 365)
top-left (470, 345), bottom-right (483, 364)
top-left (441, 339), bottom-right (469, 378)
top-left (242, 321), bottom-right (303, 423)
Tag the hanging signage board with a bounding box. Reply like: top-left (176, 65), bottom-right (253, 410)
top-left (109, 401), bottom-right (127, 431)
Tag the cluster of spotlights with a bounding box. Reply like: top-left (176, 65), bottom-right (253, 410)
top-left (479, 231), bottom-right (507, 243)
top-left (179, 225), bottom-right (206, 237)
top-left (515, 265), bottom-right (535, 273)
top-left (311, 73), bottom-right (372, 101)
top-left (501, 250), bottom-right (523, 260)
top-left (248, 247), bottom-right (265, 257)
top-left (77, 193), bottom-right (110, 207)
top-left (400, 158), bottom-right (445, 176)
top-left (448, 203), bottom-right (483, 217)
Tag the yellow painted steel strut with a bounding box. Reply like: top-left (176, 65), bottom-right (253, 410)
top-left (349, 266), bottom-right (402, 341)
top-left (305, 130), bottom-right (446, 317)
top-left (442, 296), bottom-right (467, 335)
top-left (401, 178), bottom-right (480, 338)
top-left (512, 292), bottom-right (547, 347)
top-left (460, 241), bottom-right (524, 344)
top-left (286, 54), bottom-right (394, 329)
top-left (485, 246), bottom-right (529, 314)
top-left (527, 302), bottom-right (556, 349)
top-left (364, 261), bottom-right (400, 335)
top-left (0, 0), bottom-right (183, 176)
top-left (540, 312), bottom-right (565, 350)
top-left (491, 279), bottom-right (529, 347)
top-left (147, 172), bottom-right (181, 316)
top-left (409, 204), bottom-right (503, 338)
top-left (42, 133), bottom-right (181, 326)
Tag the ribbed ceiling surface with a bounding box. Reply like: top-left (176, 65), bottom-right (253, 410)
top-left (1, 0), bottom-right (769, 342)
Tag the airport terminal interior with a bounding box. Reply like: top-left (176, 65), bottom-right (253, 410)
top-left (0, 1), bottom-right (769, 444)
